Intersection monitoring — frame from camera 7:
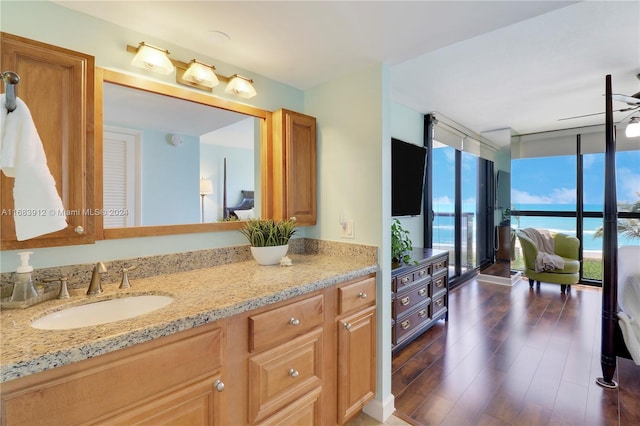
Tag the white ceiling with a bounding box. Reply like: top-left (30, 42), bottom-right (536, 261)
top-left (57, 1), bottom-right (640, 143)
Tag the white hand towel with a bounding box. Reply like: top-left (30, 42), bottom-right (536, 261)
top-left (1, 95), bottom-right (67, 240)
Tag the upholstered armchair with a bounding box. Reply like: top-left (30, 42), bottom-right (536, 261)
top-left (516, 230), bottom-right (580, 293)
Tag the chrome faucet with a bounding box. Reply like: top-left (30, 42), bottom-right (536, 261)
top-left (87, 262), bottom-right (107, 295)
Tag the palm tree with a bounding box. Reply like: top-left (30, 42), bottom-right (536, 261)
top-left (594, 192), bottom-right (640, 241)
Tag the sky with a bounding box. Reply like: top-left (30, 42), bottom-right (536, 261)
top-left (512, 150), bottom-right (640, 208)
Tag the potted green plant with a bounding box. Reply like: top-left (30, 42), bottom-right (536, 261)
top-left (391, 219), bottom-right (416, 268)
top-left (240, 218), bottom-right (297, 265)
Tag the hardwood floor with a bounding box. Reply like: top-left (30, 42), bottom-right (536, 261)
top-left (392, 277), bottom-right (640, 426)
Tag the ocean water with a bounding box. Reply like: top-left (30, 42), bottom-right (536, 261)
top-left (432, 203), bottom-right (639, 251)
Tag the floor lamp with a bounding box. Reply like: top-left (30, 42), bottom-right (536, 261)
top-left (200, 178), bottom-right (213, 223)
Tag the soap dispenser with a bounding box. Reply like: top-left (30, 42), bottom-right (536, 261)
top-left (10, 251), bottom-right (39, 302)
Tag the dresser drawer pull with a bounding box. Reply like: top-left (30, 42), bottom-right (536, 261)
top-left (418, 309), bottom-right (427, 318)
top-left (417, 269), bottom-right (427, 277)
top-left (289, 317), bottom-right (300, 326)
top-left (401, 276), bottom-right (410, 284)
top-left (214, 380), bottom-right (225, 392)
top-left (401, 320), bottom-right (410, 330)
top-left (289, 368), bottom-right (300, 378)
top-left (358, 292), bottom-right (368, 299)
top-left (401, 297), bottom-right (410, 306)
top-left (344, 322), bottom-right (352, 330)
top-left (434, 261), bottom-right (445, 269)
top-left (418, 288), bottom-right (427, 296)
top-left (435, 298), bottom-right (444, 307)
top-left (435, 278), bottom-right (444, 288)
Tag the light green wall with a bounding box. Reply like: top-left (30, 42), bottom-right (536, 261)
top-left (0, 0), bottom-right (305, 271)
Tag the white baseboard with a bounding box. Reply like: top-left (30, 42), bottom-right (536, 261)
top-left (363, 393), bottom-right (395, 422)
top-left (477, 270), bottom-right (522, 287)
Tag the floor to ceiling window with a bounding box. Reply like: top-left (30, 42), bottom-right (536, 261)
top-left (510, 128), bottom-right (640, 285)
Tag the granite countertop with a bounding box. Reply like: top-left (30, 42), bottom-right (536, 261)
top-left (0, 253), bottom-right (377, 383)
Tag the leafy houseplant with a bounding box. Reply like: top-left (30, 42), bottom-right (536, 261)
top-left (391, 219), bottom-right (416, 267)
top-left (239, 218), bottom-right (297, 247)
top-left (240, 218), bottom-right (297, 265)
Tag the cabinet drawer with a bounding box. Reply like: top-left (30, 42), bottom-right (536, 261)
top-left (432, 258), bottom-right (448, 275)
top-left (250, 294), bottom-right (324, 352)
top-left (432, 293), bottom-right (447, 318)
top-left (396, 304), bottom-right (431, 343)
top-left (394, 271), bottom-right (414, 291)
top-left (249, 328), bottom-right (323, 423)
top-left (338, 276), bottom-right (376, 315)
top-left (394, 282), bottom-right (430, 318)
top-left (413, 265), bottom-right (429, 281)
top-left (256, 386), bottom-right (321, 426)
top-left (431, 273), bottom-right (447, 297)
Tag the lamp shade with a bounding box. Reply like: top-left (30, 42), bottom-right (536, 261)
top-left (200, 178), bottom-right (213, 195)
top-left (131, 43), bottom-right (174, 75)
top-left (626, 119), bottom-right (640, 138)
top-left (225, 74), bottom-right (257, 99)
top-left (183, 60), bottom-right (219, 88)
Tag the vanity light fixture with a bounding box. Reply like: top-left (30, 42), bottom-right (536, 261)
top-left (200, 178), bottom-right (214, 223)
top-left (626, 117), bottom-right (640, 138)
top-left (130, 42), bottom-right (174, 75)
top-left (224, 74), bottom-right (257, 99)
top-left (127, 42), bottom-right (257, 97)
top-left (178, 59), bottom-right (219, 90)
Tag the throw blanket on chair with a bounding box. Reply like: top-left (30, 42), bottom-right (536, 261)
top-left (521, 228), bottom-right (565, 272)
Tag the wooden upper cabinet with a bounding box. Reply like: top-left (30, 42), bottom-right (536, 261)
top-left (271, 109), bottom-right (317, 226)
top-left (0, 33), bottom-right (95, 249)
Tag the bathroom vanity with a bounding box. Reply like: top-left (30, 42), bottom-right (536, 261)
top-left (0, 252), bottom-right (377, 425)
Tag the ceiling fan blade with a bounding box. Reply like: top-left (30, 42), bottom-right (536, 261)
top-left (558, 107), bottom-right (633, 121)
top-left (612, 93), bottom-right (640, 105)
top-left (615, 106), bottom-right (640, 124)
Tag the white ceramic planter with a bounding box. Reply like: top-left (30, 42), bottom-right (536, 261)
top-left (250, 244), bottom-right (289, 266)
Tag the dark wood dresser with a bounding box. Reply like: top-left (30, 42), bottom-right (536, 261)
top-left (391, 248), bottom-right (449, 353)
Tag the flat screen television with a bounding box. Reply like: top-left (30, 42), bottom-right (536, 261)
top-left (392, 138), bottom-right (427, 217)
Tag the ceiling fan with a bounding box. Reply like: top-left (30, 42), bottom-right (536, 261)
top-left (558, 90), bottom-right (640, 122)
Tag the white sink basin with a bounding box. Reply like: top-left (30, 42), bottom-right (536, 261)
top-left (31, 295), bottom-right (174, 330)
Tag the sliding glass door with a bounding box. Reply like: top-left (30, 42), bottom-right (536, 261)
top-left (425, 115), bottom-right (492, 287)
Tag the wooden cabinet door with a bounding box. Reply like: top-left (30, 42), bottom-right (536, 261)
top-left (337, 306), bottom-right (376, 424)
top-left (271, 109), bottom-right (316, 225)
top-left (0, 32), bottom-right (94, 249)
top-left (103, 374), bottom-right (225, 426)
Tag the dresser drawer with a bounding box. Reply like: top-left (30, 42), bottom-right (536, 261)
top-left (250, 294), bottom-right (324, 352)
top-left (394, 282), bottom-right (430, 318)
top-left (432, 257), bottom-right (448, 275)
top-left (248, 328), bottom-right (323, 423)
top-left (338, 276), bottom-right (376, 315)
top-left (432, 293), bottom-right (447, 317)
top-left (396, 304), bottom-right (431, 343)
top-left (413, 265), bottom-right (430, 282)
top-left (431, 273), bottom-right (447, 297)
top-left (394, 271), bottom-right (414, 291)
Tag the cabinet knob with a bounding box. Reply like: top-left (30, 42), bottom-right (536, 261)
top-left (344, 322), bottom-right (352, 330)
top-left (289, 368), bottom-right (300, 378)
top-left (74, 226), bottom-right (84, 234)
top-left (418, 288), bottom-right (427, 296)
top-left (401, 297), bottom-right (410, 306)
top-left (214, 380), bottom-right (225, 392)
top-left (358, 292), bottom-right (367, 299)
top-left (289, 317), bottom-right (300, 326)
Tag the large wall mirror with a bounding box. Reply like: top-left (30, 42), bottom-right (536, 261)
top-left (97, 68), bottom-right (270, 239)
